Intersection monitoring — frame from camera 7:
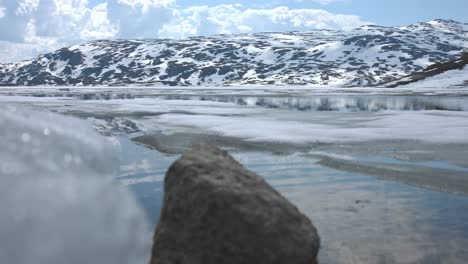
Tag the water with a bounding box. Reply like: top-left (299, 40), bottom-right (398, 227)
top-left (1, 87), bottom-right (468, 263)
top-left (152, 94), bottom-right (468, 111)
top-left (3, 87), bottom-right (468, 112)
top-left (118, 137), bottom-right (468, 264)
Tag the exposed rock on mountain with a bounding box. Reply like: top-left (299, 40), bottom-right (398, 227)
top-left (0, 19), bottom-right (467, 87)
top-left (151, 144), bottom-right (320, 264)
top-left (382, 51), bottom-right (468, 87)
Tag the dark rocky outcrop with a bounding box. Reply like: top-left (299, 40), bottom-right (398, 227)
top-left (381, 51), bottom-right (468, 87)
top-left (151, 144), bottom-right (320, 264)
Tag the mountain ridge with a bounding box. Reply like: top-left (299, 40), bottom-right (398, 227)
top-left (1, 19), bottom-right (467, 87)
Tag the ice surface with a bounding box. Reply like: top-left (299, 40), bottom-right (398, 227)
top-left (0, 107), bottom-right (151, 264)
top-left (2, 87), bottom-right (468, 145)
top-left (156, 111), bottom-right (468, 144)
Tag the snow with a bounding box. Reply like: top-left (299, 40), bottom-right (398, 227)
top-left (0, 107), bottom-right (151, 264)
top-left (1, 87), bottom-right (468, 145)
top-left (413, 56), bottom-right (433, 68)
top-left (155, 110), bottom-right (468, 144)
top-left (315, 41), bottom-right (344, 62)
top-left (401, 66), bottom-right (468, 88)
top-left (2, 19), bottom-right (467, 87)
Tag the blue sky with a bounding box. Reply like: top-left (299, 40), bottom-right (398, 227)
top-left (311, 0), bottom-right (468, 26)
top-left (0, 0), bottom-right (466, 62)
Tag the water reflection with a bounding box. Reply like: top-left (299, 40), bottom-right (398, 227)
top-left (117, 137), bottom-right (468, 264)
top-left (117, 137), bottom-right (176, 223)
top-left (15, 90), bottom-right (468, 112)
top-left (161, 95), bottom-right (468, 112)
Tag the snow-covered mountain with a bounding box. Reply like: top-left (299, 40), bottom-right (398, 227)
top-left (0, 19), bottom-right (467, 87)
top-left (383, 51), bottom-right (468, 88)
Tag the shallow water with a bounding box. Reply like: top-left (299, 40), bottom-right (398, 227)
top-left (118, 137), bottom-right (468, 264)
top-left (1, 87), bottom-right (468, 263)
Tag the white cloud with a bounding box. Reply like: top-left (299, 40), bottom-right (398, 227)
top-left (160, 5), bottom-right (369, 38)
top-left (80, 3), bottom-right (118, 39)
top-left (0, 0), bottom-right (371, 62)
top-left (106, 0), bottom-right (176, 38)
top-left (317, 0), bottom-right (341, 4)
top-left (0, 40), bottom-right (63, 63)
top-left (295, 0), bottom-right (348, 5)
top-left (15, 0), bottom-right (40, 15)
top-left (0, 0), bottom-right (115, 43)
top-left (115, 0), bottom-right (175, 10)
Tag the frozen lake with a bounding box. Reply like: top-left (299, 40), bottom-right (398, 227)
top-left (1, 86), bottom-right (468, 263)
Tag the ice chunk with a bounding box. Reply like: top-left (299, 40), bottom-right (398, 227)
top-left (0, 107), bottom-right (150, 264)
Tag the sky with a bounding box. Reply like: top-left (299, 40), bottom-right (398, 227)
top-left (0, 0), bottom-right (466, 63)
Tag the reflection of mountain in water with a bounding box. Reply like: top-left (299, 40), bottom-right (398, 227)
top-left (162, 95), bottom-right (468, 111)
top-left (51, 92), bottom-right (466, 112)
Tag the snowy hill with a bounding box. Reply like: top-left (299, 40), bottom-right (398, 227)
top-left (383, 51), bottom-right (468, 88)
top-left (0, 19), bottom-right (467, 87)
top-left (395, 65), bottom-right (468, 89)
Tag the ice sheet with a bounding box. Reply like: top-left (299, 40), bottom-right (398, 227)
top-left (155, 111), bottom-right (468, 144)
top-left (1, 87), bottom-right (468, 145)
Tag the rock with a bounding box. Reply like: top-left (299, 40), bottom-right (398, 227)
top-left (151, 144), bottom-right (320, 264)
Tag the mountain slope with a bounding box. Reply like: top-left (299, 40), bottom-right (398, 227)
top-left (396, 65), bottom-right (468, 89)
top-left (382, 51), bottom-right (468, 88)
top-left (0, 19), bottom-right (467, 87)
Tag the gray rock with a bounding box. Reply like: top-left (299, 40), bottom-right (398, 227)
top-left (151, 144), bottom-right (320, 264)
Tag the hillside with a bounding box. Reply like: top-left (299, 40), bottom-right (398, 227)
top-left (0, 19), bottom-right (467, 87)
top-left (382, 51), bottom-right (468, 88)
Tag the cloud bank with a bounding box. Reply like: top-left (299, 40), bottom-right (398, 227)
top-left (0, 0), bottom-right (371, 62)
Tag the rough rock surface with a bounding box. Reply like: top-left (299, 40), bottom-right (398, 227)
top-left (151, 144), bottom-right (320, 264)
